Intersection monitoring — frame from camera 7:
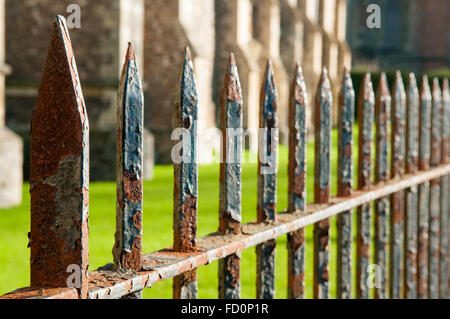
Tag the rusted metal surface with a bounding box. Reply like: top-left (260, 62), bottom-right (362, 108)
top-left (356, 73), bottom-right (374, 299)
top-left (113, 43), bottom-right (144, 273)
top-left (404, 73), bottom-right (419, 298)
top-left (29, 15), bottom-right (89, 299)
top-left (440, 79), bottom-right (449, 298)
top-left (4, 163), bottom-right (450, 300)
top-left (285, 64), bottom-right (307, 299)
top-left (429, 78), bottom-right (442, 299)
top-left (389, 71), bottom-right (406, 299)
top-left (314, 68), bottom-right (332, 299)
top-left (417, 75), bottom-right (432, 298)
top-left (218, 53), bottom-right (243, 299)
top-left (173, 47), bottom-right (198, 299)
top-left (256, 60), bottom-right (278, 299)
top-left (374, 73), bottom-right (390, 299)
top-left (0, 287), bottom-right (79, 299)
top-left (285, 64), bottom-right (307, 300)
top-left (288, 64), bottom-right (307, 214)
top-left (336, 68), bottom-right (354, 299)
top-left (287, 64), bottom-right (307, 299)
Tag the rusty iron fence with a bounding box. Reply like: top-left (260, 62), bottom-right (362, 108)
top-left (1, 16), bottom-right (449, 300)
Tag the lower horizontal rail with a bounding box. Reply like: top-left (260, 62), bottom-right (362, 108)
top-left (2, 164), bottom-right (449, 299)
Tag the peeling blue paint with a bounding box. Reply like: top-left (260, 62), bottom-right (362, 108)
top-left (287, 65), bottom-right (307, 299)
top-left (374, 72), bottom-right (390, 298)
top-left (173, 47), bottom-right (199, 299)
top-left (113, 43), bottom-right (144, 272)
top-left (337, 69), bottom-right (354, 299)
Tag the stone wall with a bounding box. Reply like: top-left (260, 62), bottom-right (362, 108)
top-left (5, 0), bottom-right (154, 181)
top-left (144, 0), bottom-right (217, 164)
top-left (3, 0), bottom-right (351, 174)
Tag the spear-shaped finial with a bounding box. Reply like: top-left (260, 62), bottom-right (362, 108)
top-left (442, 78), bottom-right (449, 164)
top-left (287, 63), bottom-right (308, 299)
top-left (256, 59), bottom-right (278, 299)
top-left (258, 58), bottom-right (278, 223)
top-left (219, 52), bottom-right (242, 234)
top-left (406, 73), bottom-right (419, 174)
top-left (218, 52), bottom-right (243, 299)
top-left (313, 66), bottom-right (332, 299)
top-left (30, 15), bottom-right (89, 298)
top-left (418, 75), bottom-right (431, 171)
top-left (173, 46), bottom-right (199, 299)
top-left (113, 42), bottom-right (144, 273)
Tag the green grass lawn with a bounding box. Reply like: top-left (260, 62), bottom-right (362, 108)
top-left (0, 128), bottom-right (367, 299)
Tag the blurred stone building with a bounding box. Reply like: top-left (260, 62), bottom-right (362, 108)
top-left (1, 0), bottom-right (351, 197)
top-left (347, 0), bottom-right (449, 72)
top-left (4, 0), bottom-right (154, 181)
top-left (0, 0), bottom-right (22, 208)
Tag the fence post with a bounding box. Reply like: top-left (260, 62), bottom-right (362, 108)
top-left (336, 68), bottom-right (354, 299)
top-left (429, 78), bottom-right (442, 299)
top-left (439, 78), bottom-right (449, 299)
top-left (417, 75), bottom-right (432, 298)
top-left (256, 60), bottom-right (278, 299)
top-left (218, 53), bottom-right (243, 299)
top-left (287, 64), bottom-right (307, 299)
top-left (356, 73), bottom-right (375, 299)
top-left (314, 68), bottom-right (332, 299)
top-left (389, 71), bottom-right (406, 299)
top-left (112, 43), bottom-right (144, 298)
top-left (29, 15), bottom-right (89, 299)
top-left (404, 73), bottom-right (419, 298)
top-left (173, 47), bottom-right (198, 299)
top-left (374, 73), bottom-right (391, 298)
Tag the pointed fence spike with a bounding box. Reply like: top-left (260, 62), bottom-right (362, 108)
top-left (374, 72), bottom-right (391, 299)
top-left (113, 42), bottom-right (144, 275)
top-left (313, 66), bottom-right (332, 299)
top-left (439, 78), bottom-right (449, 299)
top-left (218, 53), bottom-right (243, 299)
top-left (173, 47), bottom-right (199, 299)
top-left (356, 72), bottom-right (375, 299)
top-left (287, 64), bottom-right (307, 299)
top-left (30, 15), bottom-right (89, 299)
top-left (428, 77), bottom-right (442, 299)
top-left (256, 59), bottom-right (278, 299)
top-left (390, 70), bottom-right (406, 299)
top-left (417, 75), bottom-right (432, 298)
top-left (336, 68), bottom-right (354, 299)
top-left (404, 72), bottom-right (419, 298)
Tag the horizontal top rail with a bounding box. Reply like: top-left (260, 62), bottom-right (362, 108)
top-left (3, 163), bottom-right (449, 299)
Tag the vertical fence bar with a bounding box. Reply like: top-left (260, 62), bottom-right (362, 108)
top-left (314, 68), bottom-right (332, 299)
top-left (113, 43), bottom-right (144, 271)
top-left (336, 68), bottom-right (355, 299)
top-left (287, 64), bottom-right (307, 299)
top-left (440, 78), bottom-right (449, 299)
top-left (374, 73), bottom-right (391, 299)
top-left (173, 47), bottom-right (198, 299)
top-left (112, 43), bottom-right (144, 299)
top-left (429, 78), bottom-right (442, 299)
top-left (218, 53), bottom-right (243, 299)
top-left (256, 60), bottom-right (278, 299)
top-left (389, 71), bottom-right (406, 299)
top-left (356, 73), bottom-right (375, 299)
top-left (29, 15), bottom-right (89, 299)
top-left (404, 73), bottom-right (419, 298)
top-left (417, 75), bottom-right (432, 299)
